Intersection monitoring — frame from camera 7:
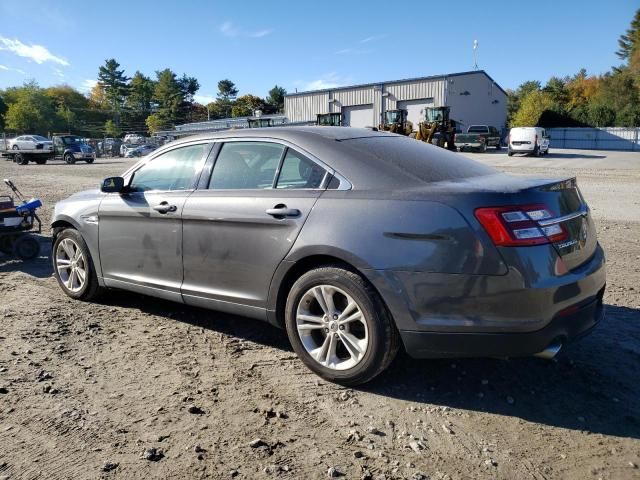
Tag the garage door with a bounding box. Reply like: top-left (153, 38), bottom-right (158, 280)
top-left (397, 98), bottom-right (434, 128)
top-left (342, 104), bottom-right (374, 128)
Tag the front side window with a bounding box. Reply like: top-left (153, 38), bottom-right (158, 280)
top-left (129, 143), bottom-right (208, 192)
top-left (209, 142), bottom-right (285, 190)
top-left (276, 149), bottom-right (326, 189)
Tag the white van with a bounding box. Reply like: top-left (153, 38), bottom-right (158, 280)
top-left (508, 127), bottom-right (550, 156)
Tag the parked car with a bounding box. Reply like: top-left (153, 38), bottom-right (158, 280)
top-left (508, 127), bottom-right (550, 156)
top-left (52, 135), bottom-right (96, 164)
top-left (51, 127), bottom-right (605, 385)
top-left (120, 143), bottom-right (139, 157)
top-left (125, 144), bottom-right (157, 158)
top-left (98, 138), bottom-right (123, 157)
top-left (123, 133), bottom-right (145, 144)
top-left (8, 135), bottom-right (54, 152)
top-left (454, 125), bottom-right (501, 152)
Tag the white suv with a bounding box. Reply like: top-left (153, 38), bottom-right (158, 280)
top-left (508, 127), bottom-right (550, 156)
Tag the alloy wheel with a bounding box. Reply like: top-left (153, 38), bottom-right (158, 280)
top-left (55, 238), bottom-right (87, 292)
top-left (296, 285), bottom-right (369, 370)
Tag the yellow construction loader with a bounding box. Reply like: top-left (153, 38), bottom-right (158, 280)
top-left (413, 106), bottom-right (458, 151)
top-left (379, 109), bottom-right (413, 136)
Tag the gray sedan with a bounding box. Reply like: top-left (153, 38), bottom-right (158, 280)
top-left (51, 127), bottom-right (606, 385)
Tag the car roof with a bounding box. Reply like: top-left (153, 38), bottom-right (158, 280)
top-left (145, 126), bottom-right (496, 190)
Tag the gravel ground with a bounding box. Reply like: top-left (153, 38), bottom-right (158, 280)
top-left (0, 149), bottom-right (639, 480)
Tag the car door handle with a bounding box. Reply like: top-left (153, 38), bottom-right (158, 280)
top-left (153, 202), bottom-right (177, 214)
top-left (266, 204), bottom-right (301, 218)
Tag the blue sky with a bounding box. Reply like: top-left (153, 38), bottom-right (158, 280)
top-left (0, 0), bottom-right (636, 102)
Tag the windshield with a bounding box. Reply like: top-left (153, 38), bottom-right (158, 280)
top-left (61, 136), bottom-right (84, 145)
top-left (33, 135), bottom-right (50, 141)
top-left (385, 111), bottom-right (403, 124)
top-left (344, 136), bottom-right (496, 183)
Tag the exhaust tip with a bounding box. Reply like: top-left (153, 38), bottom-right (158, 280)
top-left (533, 340), bottom-right (562, 360)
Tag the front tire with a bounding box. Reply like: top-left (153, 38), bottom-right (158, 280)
top-left (64, 153), bottom-right (76, 164)
top-left (52, 229), bottom-right (102, 300)
top-left (284, 266), bottom-right (399, 386)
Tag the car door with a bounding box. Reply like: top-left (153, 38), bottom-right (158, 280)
top-left (181, 140), bottom-right (330, 318)
top-left (15, 136), bottom-right (26, 149)
top-left (98, 142), bottom-right (211, 301)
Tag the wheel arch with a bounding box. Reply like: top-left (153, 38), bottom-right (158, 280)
top-left (268, 253), bottom-right (388, 330)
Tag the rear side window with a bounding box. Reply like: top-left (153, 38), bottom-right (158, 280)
top-left (209, 142), bottom-right (285, 189)
top-left (343, 137), bottom-right (496, 183)
top-left (276, 149), bottom-right (326, 189)
top-left (129, 144), bottom-right (208, 192)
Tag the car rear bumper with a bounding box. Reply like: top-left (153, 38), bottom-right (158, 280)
top-left (399, 287), bottom-right (604, 358)
top-left (364, 243), bottom-right (606, 358)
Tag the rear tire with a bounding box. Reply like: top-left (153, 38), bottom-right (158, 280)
top-left (12, 145), bottom-right (19, 150)
top-left (35, 158), bottom-right (47, 165)
top-left (284, 266), bottom-right (400, 386)
top-left (85, 158), bottom-right (95, 164)
top-left (15, 153), bottom-right (28, 165)
top-left (52, 229), bottom-right (102, 301)
top-left (0, 236), bottom-right (14, 255)
top-left (532, 146), bottom-right (540, 157)
top-left (13, 235), bottom-right (40, 260)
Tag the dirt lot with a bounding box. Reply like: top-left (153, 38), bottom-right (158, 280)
top-left (0, 149), bottom-right (639, 480)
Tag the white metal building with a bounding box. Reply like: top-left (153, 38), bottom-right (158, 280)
top-left (285, 70), bottom-right (508, 132)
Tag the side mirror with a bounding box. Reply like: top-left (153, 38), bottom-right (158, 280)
top-left (101, 176), bottom-right (125, 193)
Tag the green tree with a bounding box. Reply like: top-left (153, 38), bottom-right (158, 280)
top-left (104, 119), bottom-right (122, 137)
top-left (147, 68), bottom-right (183, 131)
top-left (543, 76), bottom-right (569, 106)
top-left (217, 79), bottom-right (238, 101)
top-left (0, 95), bottom-right (7, 131)
top-left (231, 94), bottom-right (266, 117)
top-left (178, 74), bottom-right (200, 122)
top-left (206, 100), bottom-right (232, 120)
top-left (127, 71), bottom-right (155, 115)
top-left (507, 80), bottom-right (541, 127)
top-left (265, 85), bottom-right (286, 113)
top-left (3, 81), bottom-right (56, 134)
top-left (511, 90), bottom-right (555, 127)
top-left (593, 69), bottom-right (640, 126)
top-left (617, 9), bottom-right (640, 61)
top-left (588, 104), bottom-right (616, 127)
top-left (98, 58), bottom-right (130, 115)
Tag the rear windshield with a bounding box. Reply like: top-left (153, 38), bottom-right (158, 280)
top-left (343, 137), bottom-right (496, 183)
top-left (467, 126), bottom-right (488, 133)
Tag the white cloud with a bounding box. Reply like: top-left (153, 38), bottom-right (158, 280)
top-left (304, 72), bottom-right (350, 91)
top-left (194, 94), bottom-right (217, 105)
top-left (0, 64), bottom-right (25, 74)
top-left (219, 21), bottom-right (273, 38)
top-left (251, 29), bottom-right (273, 38)
top-left (80, 79), bottom-right (98, 92)
top-left (335, 47), bottom-right (370, 55)
top-left (220, 21), bottom-right (239, 37)
top-left (53, 67), bottom-right (64, 79)
top-left (359, 34), bottom-right (387, 44)
top-left (0, 36), bottom-right (69, 66)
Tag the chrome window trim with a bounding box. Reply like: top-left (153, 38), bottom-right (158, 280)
top-left (537, 209), bottom-right (588, 227)
top-left (205, 137), bottom-right (352, 191)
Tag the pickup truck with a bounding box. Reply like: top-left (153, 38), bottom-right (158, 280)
top-left (454, 125), bottom-right (501, 152)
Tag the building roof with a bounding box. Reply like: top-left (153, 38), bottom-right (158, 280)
top-left (285, 69), bottom-right (508, 98)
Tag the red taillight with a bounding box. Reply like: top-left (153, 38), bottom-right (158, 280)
top-left (474, 204), bottom-right (568, 246)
